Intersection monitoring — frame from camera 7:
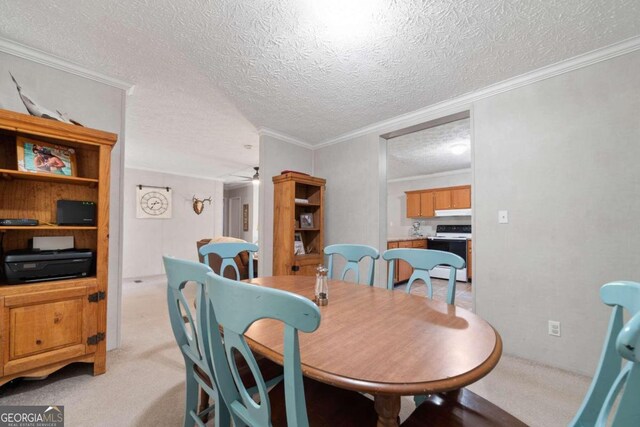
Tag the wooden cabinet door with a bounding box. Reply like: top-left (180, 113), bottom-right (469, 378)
top-left (411, 240), bottom-right (427, 249)
top-left (397, 241), bottom-right (413, 283)
top-left (406, 193), bottom-right (421, 218)
top-left (434, 190), bottom-right (452, 210)
top-left (293, 255), bottom-right (323, 276)
top-left (2, 284), bottom-right (96, 376)
top-left (452, 187), bottom-right (471, 209)
top-left (419, 192), bottom-right (435, 217)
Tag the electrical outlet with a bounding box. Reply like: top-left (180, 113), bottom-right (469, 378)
top-left (548, 320), bottom-right (561, 337)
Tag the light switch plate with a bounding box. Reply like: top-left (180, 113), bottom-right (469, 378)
top-left (498, 210), bottom-right (508, 224)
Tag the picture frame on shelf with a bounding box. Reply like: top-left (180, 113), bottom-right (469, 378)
top-left (300, 212), bottom-right (314, 229)
top-left (16, 136), bottom-right (77, 176)
top-left (294, 232), bottom-right (305, 255)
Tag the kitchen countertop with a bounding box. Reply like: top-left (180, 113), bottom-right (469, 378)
top-left (387, 236), bottom-right (431, 241)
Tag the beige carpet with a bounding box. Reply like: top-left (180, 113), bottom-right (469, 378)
top-left (0, 275), bottom-right (590, 426)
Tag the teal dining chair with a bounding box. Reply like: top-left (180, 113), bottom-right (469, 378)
top-left (383, 248), bottom-right (466, 408)
top-left (163, 256), bottom-right (221, 427)
top-left (203, 271), bottom-right (377, 426)
top-left (199, 242), bottom-right (258, 279)
top-left (382, 248), bottom-right (465, 304)
top-left (324, 244), bottom-right (380, 286)
top-left (570, 281), bottom-right (640, 427)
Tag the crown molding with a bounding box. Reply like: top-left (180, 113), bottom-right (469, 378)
top-left (0, 37), bottom-right (135, 93)
top-left (387, 168), bottom-right (472, 183)
top-left (315, 35), bottom-right (640, 149)
top-left (257, 127), bottom-right (314, 149)
top-left (125, 165), bottom-right (226, 182)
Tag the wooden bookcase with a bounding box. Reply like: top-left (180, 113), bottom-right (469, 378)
top-left (272, 172), bottom-right (325, 276)
top-left (0, 109), bottom-right (117, 385)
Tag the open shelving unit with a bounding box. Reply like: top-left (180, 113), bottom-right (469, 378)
top-left (273, 172), bottom-right (326, 276)
top-left (0, 108), bottom-right (117, 385)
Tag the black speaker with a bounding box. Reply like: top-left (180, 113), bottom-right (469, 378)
top-left (57, 200), bottom-right (96, 226)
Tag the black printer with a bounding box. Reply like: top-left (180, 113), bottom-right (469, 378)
top-left (3, 249), bottom-right (94, 284)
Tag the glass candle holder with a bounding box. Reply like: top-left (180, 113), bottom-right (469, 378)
top-left (314, 264), bottom-right (329, 306)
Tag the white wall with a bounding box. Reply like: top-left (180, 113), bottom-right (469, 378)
top-left (224, 183), bottom-right (258, 243)
top-left (312, 50), bottom-right (640, 375)
top-left (122, 168), bottom-right (223, 278)
top-left (473, 50), bottom-right (640, 375)
top-left (258, 134), bottom-right (313, 276)
top-left (0, 51), bottom-right (126, 351)
top-left (387, 169), bottom-right (471, 238)
top-left (314, 134), bottom-right (388, 287)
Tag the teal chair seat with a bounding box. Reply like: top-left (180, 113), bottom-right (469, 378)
top-left (204, 269), bottom-right (377, 426)
top-left (571, 281), bottom-right (640, 426)
top-left (324, 244), bottom-right (380, 286)
top-left (382, 248), bottom-right (465, 305)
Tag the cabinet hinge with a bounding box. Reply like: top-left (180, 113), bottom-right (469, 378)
top-left (88, 291), bottom-right (106, 303)
top-left (87, 332), bottom-right (105, 345)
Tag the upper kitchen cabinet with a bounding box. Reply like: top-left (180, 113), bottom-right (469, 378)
top-left (405, 190), bottom-right (434, 218)
top-left (451, 186), bottom-right (471, 209)
top-left (406, 185), bottom-right (471, 218)
top-left (434, 186), bottom-right (471, 210)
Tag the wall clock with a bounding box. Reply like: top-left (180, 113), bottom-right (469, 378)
top-left (136, 185), bottom-right (172, 219)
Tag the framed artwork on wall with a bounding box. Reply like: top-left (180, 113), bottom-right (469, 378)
top-left (243, 204), bottom-right (249, 231)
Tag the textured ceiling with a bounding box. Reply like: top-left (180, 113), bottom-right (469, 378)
top-left (388, 118), bottom-right (470, 180)
top-left (0, 1), bottom-right (260, 180)
top-left (0, 0), bottom-right (639, 180)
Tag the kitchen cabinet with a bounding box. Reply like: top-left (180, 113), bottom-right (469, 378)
top-left (406, 193), bottom-right (421, 217)
top-left (405, 191), bottom-right (434, 218)
top-left (405, 185), bottom-right (470, 218)
top-left (434, 190), bottom-right (452, 210)
top-left (451, 187), bottom-right (471, 209)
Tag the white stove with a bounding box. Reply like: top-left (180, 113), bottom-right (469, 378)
top-left (427, 225), bottom-right (471, 282)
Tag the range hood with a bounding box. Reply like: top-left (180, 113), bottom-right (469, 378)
top-left (434, 208), bottom-right (472, 217)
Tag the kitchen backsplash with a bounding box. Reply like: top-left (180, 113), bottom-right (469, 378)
top-left (388, 216), bottom-right (472, 238)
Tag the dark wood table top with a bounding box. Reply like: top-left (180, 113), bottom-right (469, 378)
top-left (244, 276), bottom-right (502, 396)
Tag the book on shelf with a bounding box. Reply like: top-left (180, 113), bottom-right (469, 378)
top-left (295, 198), bottom-right (309, 204)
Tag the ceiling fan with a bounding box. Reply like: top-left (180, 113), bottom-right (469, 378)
top-left (231, 166), bottom-right (260, 183)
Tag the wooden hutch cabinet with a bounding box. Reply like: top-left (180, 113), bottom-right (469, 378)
top-left (0, 109), bottom-right (116, 385)
top-left (272, 172), bottom-right (325, 276)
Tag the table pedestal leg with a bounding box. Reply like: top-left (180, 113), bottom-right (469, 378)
top-left (374, 394), bottom-right (401, 427)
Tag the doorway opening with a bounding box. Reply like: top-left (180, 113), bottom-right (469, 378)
top-left (382, 111), bottom-right (473, 310)
top-left (222, 180), bottom-right (260, 244)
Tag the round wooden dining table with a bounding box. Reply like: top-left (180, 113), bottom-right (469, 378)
top-left (244, 276), bottom-right (502, 427)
